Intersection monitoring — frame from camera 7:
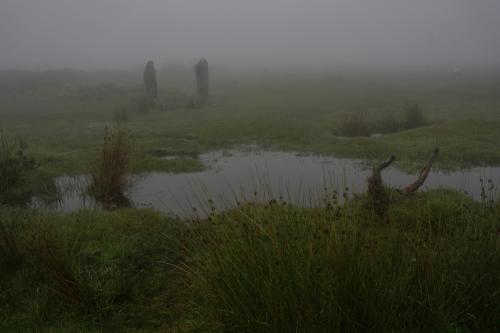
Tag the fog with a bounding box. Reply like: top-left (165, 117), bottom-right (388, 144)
top-left (1, 0), bottom-right (500, 70)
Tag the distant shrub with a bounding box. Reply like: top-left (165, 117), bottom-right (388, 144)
top-left (338, 112), bottom-right (371, 137)
top-left (406, 103), bottom-right (426, 129)
top-left (112, 108), bottom-right (128, 123)
top-left (90, 128), bottom-right (131, 206)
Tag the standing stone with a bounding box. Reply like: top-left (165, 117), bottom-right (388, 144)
top-left (143, 60), bottom-right (158, 101)
top-left (195, 58), bottom-right (209, 105)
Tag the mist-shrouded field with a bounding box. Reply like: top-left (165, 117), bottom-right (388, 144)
top-left (1, 64), bottom-right (500, 333)
top-left (1, 66), bottom-right (500, 176)
top-left (2, 1), bottom-right (500, 332)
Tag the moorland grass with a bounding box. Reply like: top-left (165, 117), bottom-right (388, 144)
top-left (0, 208), bottom-right (196, 332)
top-left (1, 190), bottom-right (498, 332)
top-left (188, 190), bottom-right (499, 332)
top-left (1, 69), bottom-right (500, 175)
top-left (337, 112), bottom-right (372, 137)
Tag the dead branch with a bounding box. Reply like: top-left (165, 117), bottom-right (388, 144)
top-left (401, 147), bottom-right (439, 195)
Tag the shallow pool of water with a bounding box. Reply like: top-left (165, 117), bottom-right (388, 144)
top-left (49, 150), bottom-right (500, 218)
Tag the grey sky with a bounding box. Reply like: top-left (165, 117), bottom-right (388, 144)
top-left (1, 0), bottom-right (499, 70)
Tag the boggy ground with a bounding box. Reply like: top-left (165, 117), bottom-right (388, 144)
top-left (1, 67), bottom-right (500, 177)
top-left (1, 66), bottom-right (500, 332)
top-left (1, 189), bottom-right (499, 332)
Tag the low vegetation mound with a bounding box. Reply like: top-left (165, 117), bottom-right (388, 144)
top-left (339, 103), bottom-right (428, 137)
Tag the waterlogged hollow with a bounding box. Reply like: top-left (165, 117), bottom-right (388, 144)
top-left (48, 150), bottom-right (500, 218)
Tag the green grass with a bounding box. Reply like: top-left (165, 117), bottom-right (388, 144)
top-left (0, 132), bottom-right (58, 205)
top-left (0, 208), bottom-right (200, 332)
top-left (188, 190), bottom-right (499, 332)
top-left (2, 67), bottom-right (499, 332)
top-left (1, 190), bottom-right (499, 332)
top-left (1, 68), bottom-right (500, 176)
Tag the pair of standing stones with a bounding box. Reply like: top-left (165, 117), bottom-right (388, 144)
top-left (143, 59), bottom-right (209, 106)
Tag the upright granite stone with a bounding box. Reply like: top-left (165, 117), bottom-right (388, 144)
top-left (195, 58), bottom-right (209, 105)
top-left (143, 60), bottom-right (158, 101)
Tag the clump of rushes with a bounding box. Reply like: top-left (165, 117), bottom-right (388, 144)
top-left (338, 112), bottom-right (371, 137)
top-left (90, 127), bottom-right (132, 206)
top-left (188, 191), bottom-right (500, 333)
top-left (375, 113), bottom-right (405, 134)
top-left (406, 102), bottom-right (427, 129)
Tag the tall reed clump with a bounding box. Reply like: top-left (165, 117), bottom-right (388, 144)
top-left (374, 113), bottom-right (405, 134)
top-left (187, 192), bottom-right (500, 333)
top-left (90, 127), bottom-right (131, 205)
top-left (406, 102), bottom-right (427, 129)
top-left (337, 112), bottom-right (371, 137)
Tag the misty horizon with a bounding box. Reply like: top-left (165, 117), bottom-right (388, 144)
top-left (1, 0), bottom-right (500, 71)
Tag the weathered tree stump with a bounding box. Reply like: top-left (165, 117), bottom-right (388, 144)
top-left (368, 155), bottom-right (396, 218)
top-left (368, 148), bottom-right (439, 220)
top-left (195, 58), bottom-right (209, 105)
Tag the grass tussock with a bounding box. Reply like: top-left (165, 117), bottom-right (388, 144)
top-left (374, 113), bottom-right (405, 134)
top-left (337, 112), bottom-right (372, 137)
top-left (90, 127), bottom-right (132, 205)
top-left (406, 102), bottom-right (427, 129)
top-left (369, 103), bottom-right (428, 135)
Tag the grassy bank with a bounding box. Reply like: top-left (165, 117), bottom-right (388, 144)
top-left (1, 68), bottom-right (500, 175)
top-left (1, 190), bottom-right (499, 332)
